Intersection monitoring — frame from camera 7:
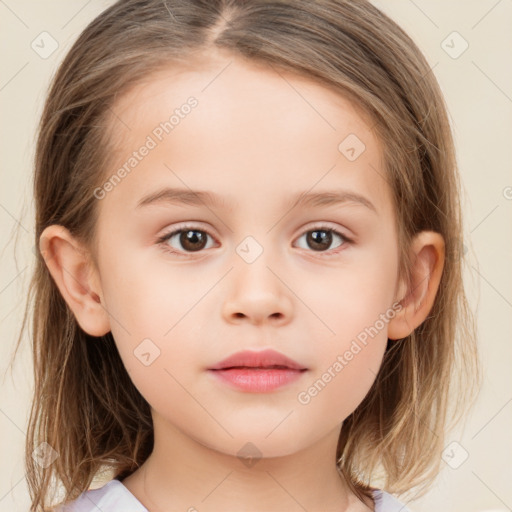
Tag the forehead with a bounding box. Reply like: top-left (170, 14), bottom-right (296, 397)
top-left (110, 52), bottom-right (375, 145)
top-left (100, 51), bottom-right (393, 219)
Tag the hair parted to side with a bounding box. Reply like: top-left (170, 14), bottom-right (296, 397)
top-left (14, 0), bottom-right (481, 510)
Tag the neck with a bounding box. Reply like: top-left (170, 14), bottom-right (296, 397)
top-left (121, 415), bottom-right (373, 512)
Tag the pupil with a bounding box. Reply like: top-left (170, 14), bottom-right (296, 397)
top-left (308, 230), bottom-right (331, 251)
top-left (181, 230), bottom-right (206, 251)
top-left (177, 229), bottom-right (333, 253)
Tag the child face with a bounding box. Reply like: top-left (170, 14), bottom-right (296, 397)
top-left (91, 51), bottom-right (402, 457)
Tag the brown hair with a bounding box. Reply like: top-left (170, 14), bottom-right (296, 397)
top-left (12, 0), bottom-right (480, 510)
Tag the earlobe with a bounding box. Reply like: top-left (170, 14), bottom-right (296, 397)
top-left (39, 225), bottom-right (111, 337)
top-left (388, 231), bottom-right (445, 340)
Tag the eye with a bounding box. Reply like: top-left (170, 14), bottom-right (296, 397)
top-left (294, 226), bottom-right (352, 255)
top-left (157, 223), bottom-right (353, 257)
top-left (157, 225), bottom-right (217, 255)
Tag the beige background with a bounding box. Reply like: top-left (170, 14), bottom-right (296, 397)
top-left (1, 1), bottom-right (511, 511)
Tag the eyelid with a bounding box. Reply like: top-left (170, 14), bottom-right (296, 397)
top-left (295, 221), bottom-right (353, 240)
top-left (157, 221), bottom-right (354, 257)
top-left (156, 222), bottom-right (218, 254)
top-left (292, 222), bottom-right (354, 256)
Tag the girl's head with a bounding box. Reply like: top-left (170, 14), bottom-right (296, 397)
top-left (20, 0), bottom-right (480, 510)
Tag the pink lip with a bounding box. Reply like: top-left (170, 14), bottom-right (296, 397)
top-left (208, 349), bottom-right (308, 393)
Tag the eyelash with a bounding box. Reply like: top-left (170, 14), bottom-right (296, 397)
top-left (156, 223), bottom-right (354, 258)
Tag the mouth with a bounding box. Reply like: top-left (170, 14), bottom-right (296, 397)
top-left (208, 349), bottom-right (308, 393)
top-left (209, 348), bottom-right (307, 371)
top-left (218, 365), bottom-right (301, 370)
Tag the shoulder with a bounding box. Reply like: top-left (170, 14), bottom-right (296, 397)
top-left (55, 479), bottom-right (148, 512)
top-left (55, 480), bottom-right (408, 512)
top-left (372, 488), bottom-right (412, 512)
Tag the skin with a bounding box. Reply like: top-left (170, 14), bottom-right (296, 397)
top-left (40, 49), bottom-right (445, 512)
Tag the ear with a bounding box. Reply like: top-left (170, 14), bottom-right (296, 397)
top-left (39, 225), bottom-right (111, 337)
top-left (388, 231), bottom-right (445, 340)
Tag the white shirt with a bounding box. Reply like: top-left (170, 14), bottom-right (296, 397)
top-left (57, 478), bottom-right (412, 511)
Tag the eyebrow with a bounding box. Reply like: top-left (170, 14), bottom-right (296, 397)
top-left (136, 187), bottom-right (377, 214)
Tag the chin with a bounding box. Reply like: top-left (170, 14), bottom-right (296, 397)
top-left (200, 427), bottom-right (311, 462)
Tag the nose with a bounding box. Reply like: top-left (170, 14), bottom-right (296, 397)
top-left (221, 254), bottom-right (294, 326)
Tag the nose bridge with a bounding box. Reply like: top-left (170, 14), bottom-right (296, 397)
top-left (221, 231), bottom-right (293, 325)
top-left (234, 232), bottom-right (282, 295)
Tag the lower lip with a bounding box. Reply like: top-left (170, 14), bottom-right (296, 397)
top-left (208, 368), bottom-right (306, 392)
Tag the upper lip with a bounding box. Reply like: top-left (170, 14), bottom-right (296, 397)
top-left (209, 349), bottom-right (307, 371)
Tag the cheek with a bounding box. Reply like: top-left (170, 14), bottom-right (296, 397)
top-left (296, 246), bottom-right (397, 416)
top-left (97, 248), bottom-right (206, 390)
top-left (304, 244), bottom-right (398, 344)
top-left (297, 299), bottom-right (390, 424)
top-left (100, 243), bottom-right (207, 336)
